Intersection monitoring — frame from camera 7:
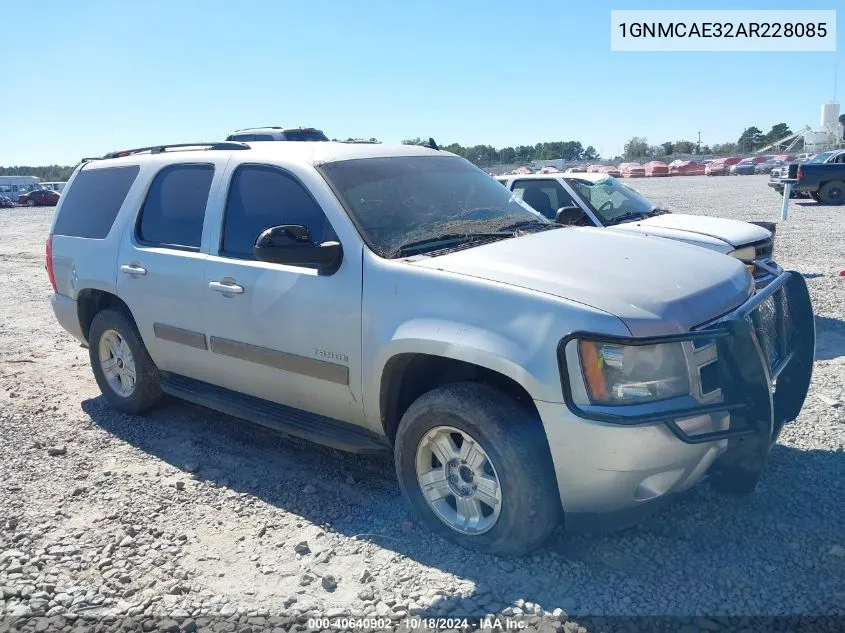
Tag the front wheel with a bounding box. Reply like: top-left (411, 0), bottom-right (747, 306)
top-left (88, 308), bottom-right (162, 414)
top-left (26, 199), bottom-right (35, 207)
top-left (819, 181), bottom-right (845, 205)
top-left (394, 382), bottom-right (560, 555)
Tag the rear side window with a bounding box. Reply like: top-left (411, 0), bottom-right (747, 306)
top-left (137, 164), bottom-right (214, 250)
top-left (53, 166), bottom-right (140, 239)
top-left (221, 165), bottom-right (331, 258)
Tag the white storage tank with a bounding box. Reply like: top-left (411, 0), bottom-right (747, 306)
top-left (821, 101), bottom-right (840, 133)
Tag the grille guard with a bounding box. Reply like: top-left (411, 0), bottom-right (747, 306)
top-left (557, 271), bottom-right (815, 446)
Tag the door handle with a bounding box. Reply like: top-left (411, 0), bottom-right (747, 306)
top-left (209, 280), bottom-right (244, 294)
top-left (120, 264), bottom-right (147, 276)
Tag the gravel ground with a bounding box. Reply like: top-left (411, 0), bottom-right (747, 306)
top-left (1, 175), bottom-right (844, 632)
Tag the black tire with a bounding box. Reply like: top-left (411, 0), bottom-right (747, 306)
top-left (394, 382), bottom-right (560, 555)
top-left (819, 181), bottom-right (845, 205)
top-left (88, 308), bottom-right (162, 414)
top-left (26, 200), bottom-right (35, 207)
top-left (810, 191), bottom-right (822, 203)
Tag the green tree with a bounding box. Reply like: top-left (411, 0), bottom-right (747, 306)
top-left (673, 140), bottom-right (695, 154)
top-left (498, 147), bottom-right (516, 163)
top-left (764, 123), bottom-right (792, 145)
top-left (583, 146), bottom-right (598, 160)
top-left (736, 127), bottom-right (764, 152)
top-left (401, 137), bottom-right (423, 145)
top-left (660, 142), bottom-right (674, 155)
top-left (623, 136), bottom-right (649, 159)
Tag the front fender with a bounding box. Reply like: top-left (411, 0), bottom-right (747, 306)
top-left (375, 317), bottom-right (550, 402)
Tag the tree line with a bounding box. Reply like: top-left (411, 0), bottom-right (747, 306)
top-left (0, 123), bottom-right (798, 177)
top-left (0, 165), bottom-right (76, 181)
top-left (622, 123), bottom-right (794, 160)
top-left (401, 138), bottom-right (599, 165)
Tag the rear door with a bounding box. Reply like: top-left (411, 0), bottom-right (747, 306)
top-left (116, 159), bottom-right (228, 383)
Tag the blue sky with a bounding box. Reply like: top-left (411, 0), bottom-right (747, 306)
top-left (1, 0), bottom-right (842, 165)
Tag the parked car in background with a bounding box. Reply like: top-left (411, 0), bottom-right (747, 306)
top-left (586, 164), bottom-right (604, 173)
top-left (618, 162), bottom-right (645, 178)
top-left (18, 188), bottom-right (60, 207)
top-left (786, 150), bottom-right (845, 204)
top-left (0, 196), bottom-right (16, 208)
top-left (564, 166), bottom-right (586, 173)
top-left (39, 181), bottom-right (68, 193)
top-left (644, 161), bottom-right (669, 177)
top-left (46, 140), bottom-right (814, 553)
top-left (668, 160), bottom-right (704, 176)
top-left (769, 150), bottom-right (845, 198)
top-left (755, 159), bottom-right (786, 175)
top-left (539, 166), bottom-right (561, 174)
top-left (731, 156), bottom-right (767, 175)
top-left (495, 172), bottom-right (780, 286)
top-left (598, 165), bottom-right (621, 177)
top-left (706, 157), bottom-right (742, 176)
top-left (225, 127), bottom-right (329, 142)
top-left (772, 154), bottom-right (796, 162)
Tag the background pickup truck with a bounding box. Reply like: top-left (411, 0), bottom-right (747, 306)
top-left (768, 149), bottom-right (845, 203)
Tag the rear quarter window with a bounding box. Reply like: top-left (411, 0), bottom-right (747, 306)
top-left (52, 166), bottom-right (140, 239)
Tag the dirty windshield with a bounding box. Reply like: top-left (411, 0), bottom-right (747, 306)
top-left (320, 155), bottom-right (549, 257)
top-left (567, 175), bottom-right (662, 225)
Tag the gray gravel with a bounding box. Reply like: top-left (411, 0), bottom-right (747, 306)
top-left (0, 175), bottom-right (843, 632)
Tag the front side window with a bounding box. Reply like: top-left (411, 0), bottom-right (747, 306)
top-left (511, 179), bottom-right (576, 219)
top-left (221, 165), bottom-right (332, 259)
top-left (137, 164), bottom-right (214, 249)
top-left (320, 155), bottom-right (548, 258)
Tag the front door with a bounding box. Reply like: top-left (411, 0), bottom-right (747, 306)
top-left (202, 164), bottom-right (364, 425)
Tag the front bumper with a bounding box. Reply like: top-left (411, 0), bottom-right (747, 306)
top-left (538, 271), bottom-right (814, 531)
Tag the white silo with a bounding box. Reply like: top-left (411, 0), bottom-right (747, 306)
top-left (820, 101), bottom-right (841, 136)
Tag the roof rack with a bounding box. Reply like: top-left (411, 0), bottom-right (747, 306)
top-left (232, 126), bottom-right (284, 132)
top-left (100, 142), bottom-right (250, 160)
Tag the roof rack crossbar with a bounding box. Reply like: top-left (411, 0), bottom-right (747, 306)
top-left (102, 142), bottom-right (249, 159)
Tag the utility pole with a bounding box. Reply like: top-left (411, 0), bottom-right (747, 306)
top-left (697, 131), bottom-right (702, 154)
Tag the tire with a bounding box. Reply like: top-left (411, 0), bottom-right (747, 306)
top-left (819, 181), bottom-right (845, 205)
top-left (810, 191), bottom-right (822, 203)
top-left (394, 382), bottom-right (560, 555)
top-left (88, 308), bottom-right (162, 414)
top-left (26, 200), bottom-right (35, 207)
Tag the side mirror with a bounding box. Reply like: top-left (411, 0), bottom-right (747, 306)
top-left (253, 225), bottom-right (343, 273)
top-left (555, 206), bottom-right (588, 226)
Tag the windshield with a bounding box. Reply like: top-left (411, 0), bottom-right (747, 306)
top-left (320, 155), bottom-right (548, 258)
top-left (806, 151), bottom-right (836, 164)
top-left (566, 175), bottom-right (658, 224)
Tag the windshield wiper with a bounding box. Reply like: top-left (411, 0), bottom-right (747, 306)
top-left (604, 212), bottom-right (650, 225)
top-left (496, 218), bottom-right (559, 233)
top-left (389, 232), bottom-right (512, 258)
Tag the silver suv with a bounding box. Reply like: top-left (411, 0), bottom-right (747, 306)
top-left (47, 141), bottom-right (815, 554)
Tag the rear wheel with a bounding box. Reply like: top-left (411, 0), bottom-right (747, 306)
top-left (88, 308), bottom-right (162, 414)
top-left (26, 199), bottom-right (35, 207)
top-left (819, 181), bottom-right (845, 205)
top-left (394, 382), bottom-right (560, 555)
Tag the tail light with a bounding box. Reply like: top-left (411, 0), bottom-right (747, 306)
top-left (797, 167), bottom-right (804, 180)
top-left (46, 234), bottom-right (57, 292)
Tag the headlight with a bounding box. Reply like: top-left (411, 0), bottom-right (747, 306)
top-left (575, 340), bottom-right (690, 405)
top-left (730, 245), bottom-right (757, 262)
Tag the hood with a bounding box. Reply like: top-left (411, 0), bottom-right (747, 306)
top-left (607, 213), bottom-right (770, 250)
top-left (407, 227), bottom-right (753, 336)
